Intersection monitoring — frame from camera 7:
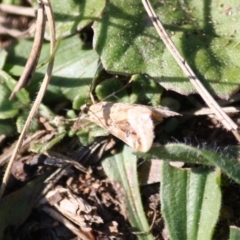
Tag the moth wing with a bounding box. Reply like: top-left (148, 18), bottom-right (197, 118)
top-left (149, 107), bottom-right (180, 121)
top-left (88, 102), bottom-right (128, 127)
top-left (88, 102), bottom-right (155, 152)
top-left (127, 107), bottom-right (155, 152)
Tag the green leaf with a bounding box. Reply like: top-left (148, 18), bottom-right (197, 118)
top-left (6, 35), bottom-right (99, 108)
top-left (0, 70), bottom-right (30, 119)
top-left (102, 146), bottom-right (154, 239)
top-left (230, 226), bottom-right (240, 240)
top-left (94, 73), bottom-right (163, 105)
top-left (16, 111), bottom-right (39, 133)
top-left (130, 74), bottom-right (163, 106)
top-left (161, 163), bottom-right (221, 240)
top-left (93, 0), bottom-right (240, 98)
top-left (95, 77), bottom-right (129, 102)
top-left (38, 104), bottom-right (56, 120)
top-left (139, 144), bottom-right (240, 184)
top-left (43, 35), bottom-right (99, 107)
top-left (46, 0), bottom-right (106, 39)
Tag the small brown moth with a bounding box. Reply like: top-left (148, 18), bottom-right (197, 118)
top-left (85, 102), bottom-right (179, 152)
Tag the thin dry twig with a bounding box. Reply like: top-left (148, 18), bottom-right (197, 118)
top-left (141, 0), bottom-right (240, 141)
top-left (183, 106), bottom-right (240, 116)
top-left (0, 130), bottom-right (46, 166)
top-left (9, 2), bottom-right (45, 100)
top-left (41, 206), bottom-right (95, 240)
top-left (0, 25), bottom-right (35, 38)
top-left (0, 4), bottom-right (35, 17)
top-left (0, 0), bottom-right (56, 199)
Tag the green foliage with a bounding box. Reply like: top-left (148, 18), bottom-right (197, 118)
top-left (161, 163), bottom-right (221, 240)
top-left (102, 146), bottom-right (154, 239)
top-left (46, 0), bottom-right (106, 39)
top-left (93, 0), bottom-right (240, 97)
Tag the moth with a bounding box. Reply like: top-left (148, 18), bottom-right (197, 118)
top-left (84, 102), bottom-right (179, 152)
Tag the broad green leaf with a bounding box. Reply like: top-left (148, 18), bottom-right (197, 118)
top-left (0, 70), bottom-right (30, 119)
top-left (102, 146), bottom-right (154, 240)
top-left (139, 144), bottom-right (240, 184)
top-left (93, 0), bottom-right (240, 98)
top-left (0, 173), bottom-right (49, 239)
top-left (6, 35), bottom-right (99, 108)
top-left (230, 226), bottom-right (240, 240)
top-left (161, 163), bottom-right (221, 240)
top-left (46, 0), bottom-right (106, 39)
top-left (138, 144), bottom-right (211, 165)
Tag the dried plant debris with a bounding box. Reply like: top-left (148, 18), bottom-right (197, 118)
top-left (1, 141), bottom-right (147, 239)
top-left (0, 4), bottom-right (35, 47)
top-left (39, 186), bottom-right (102, 239)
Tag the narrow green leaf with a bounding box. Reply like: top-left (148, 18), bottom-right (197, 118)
top-left (30, 132), bottom-right (66, 153)
top-left (161, 163), bottom-right (221, 240)
top-left (138, 144), bottom-right (212, 166)
top-left (102, 145), bottom-right (154, 240)
top-left (139, 144), bottom-right (240, 184)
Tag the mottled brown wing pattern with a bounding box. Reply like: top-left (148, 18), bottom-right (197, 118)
top-left (88, 102), bottom-right (156, 152)
top-left (86, 102), bottom-right (179, 152)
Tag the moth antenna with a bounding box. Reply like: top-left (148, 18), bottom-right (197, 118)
top-left (82, 103), bottom-right (111, 132)
top-left (101, 77), bottom-right (133, 102)
top-left (74, 103), bottom-right (108, 135)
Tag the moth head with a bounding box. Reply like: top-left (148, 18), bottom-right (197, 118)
top-left (81, 103), bottom-right (91, 114)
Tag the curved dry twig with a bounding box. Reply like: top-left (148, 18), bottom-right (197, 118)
top-left (9, 2), bottom-right (45, 100)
